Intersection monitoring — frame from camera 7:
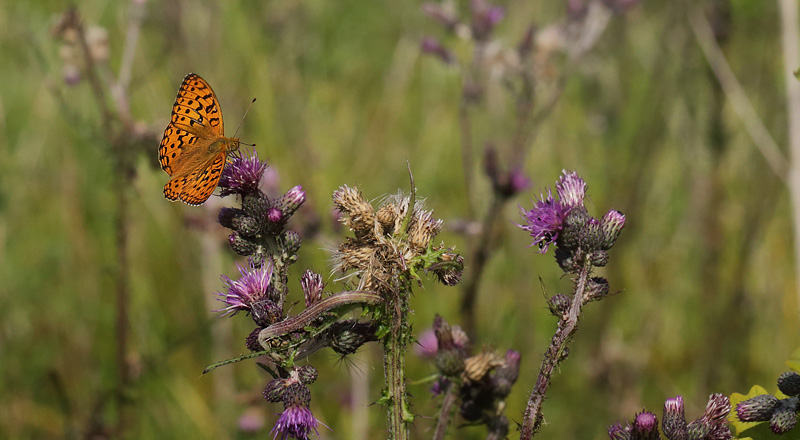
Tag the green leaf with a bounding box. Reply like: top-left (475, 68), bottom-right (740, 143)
top-left (786, 347), bottom-right (800, 371)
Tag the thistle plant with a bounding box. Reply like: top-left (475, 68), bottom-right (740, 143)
top-left (516, 170), bottom-right (626, 439)
top-left (420, 0), bottom-right (638, 336)
top-left (206, 151), bottom-right (463, 439)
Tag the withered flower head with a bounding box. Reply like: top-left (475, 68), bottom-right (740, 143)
top-left (331, 186), bottom-right (461, 294)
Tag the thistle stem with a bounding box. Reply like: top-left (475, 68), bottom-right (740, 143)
top-left (519, 259), bottom-right (592, 439)
top-left (432, 380), bottom-right (457, 440)
top-left (384, 293), bottom-right (410, 440)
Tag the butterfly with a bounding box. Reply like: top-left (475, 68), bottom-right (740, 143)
top-left (158, 73), bottom-right (240, 205)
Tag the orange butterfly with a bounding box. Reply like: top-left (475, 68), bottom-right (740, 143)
top-left (158, 73), bottom-right (240, 205)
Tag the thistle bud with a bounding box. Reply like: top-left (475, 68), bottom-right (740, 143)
top-left (300, 270), bottom-right (324, 307)
top-left (778, 371), bottom-right (800, 396)
top-left (607, 422), bottom-right (632, 440)
top-left (246, 327), bottom-right (264, 352)
top-left (686, 419), bottom-right (711, 438)
top-left (282, 230), bottom-right (302, 257)
top-left (632, 412), bottom-right (659, 440)
top-left (433, 252), bottom-right (464, 286)
top-left (267, 207), bottom-right (283, 223)
top-left (242, 193), bottom-right (269, 219)
top-left (434, 315), bottom-right (466, 376)
top-left (548, 294), bottom-right (571, 317)
top-left (250, 299), bottom-right (283, 327)
top-left (556, 171), bottom-right (587, 207)
top-left (329, 323), bottom-right (370, 355)
top-left (264, 378), bottom-right (289, 402)
top-left (295, 365), bottom-right (318, 384)
top-left (737, 394), bottom-right (780, 422)
top-left (229, 232), bottom-right (257, 256)
top-left (555, 247), bottom-right (581, 274)
top-left (600, 210), bottom-right (626, 250)
top-left (582, 218), bottom-right (603, 251)
top-left (219, 207), bottom-right (246, 229)
top-left (770, 404), bottom-right (797, 434)
top-left (278, 186), bottom-right (306, 216)
top-left (589, 250), bottom-right (609, 267)
top-left (585, 277), bottom-right (610, 302)
top-left (238, 215), bottom-right (262, 238)
top-left (662, 396), bottom-right (687, 439)
top-left (491, 350), bottom-right (520, 398)
top-left (282, 382), bottom-right (312, 408)
top-left (559, 206), bottom-right (589, 250)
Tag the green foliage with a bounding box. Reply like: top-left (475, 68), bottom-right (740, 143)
top-left (787, 347), bottom-right (800, 371)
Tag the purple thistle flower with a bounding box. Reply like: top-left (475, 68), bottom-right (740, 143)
top-left (518, 190), bottom-right (569, 253)
top-left (632, 411), bottom-right (659, 440)
top-left (555, 170), bottom-right (587, 208)
top-left (219, 149), bottom-right (268, 197)
top-left (518, 171), bottom-right (589, 254)
top-left (270, 405), bottom-right (321, 440)
top-left (216, 259), bottom-right (281, 326)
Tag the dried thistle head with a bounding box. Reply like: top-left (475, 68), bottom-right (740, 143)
top-left (333, 185), bottom-right (375, 237)
top-left (463, 349), bottom-right (504, 383)
top-left (330, 186), bottom-right (462, 294)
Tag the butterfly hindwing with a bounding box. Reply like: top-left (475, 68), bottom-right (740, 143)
top-left (177, 152), bottom-right (227, 205)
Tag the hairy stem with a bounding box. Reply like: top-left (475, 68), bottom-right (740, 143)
top-left (520, 259), bottom-right (592, 439)
top-left (384, 292), bottom-right (410, 440)
top-left (432, 380), bottom-right (458, 440)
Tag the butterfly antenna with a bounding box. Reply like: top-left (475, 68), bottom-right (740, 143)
top-left (233, 98), bottom-right (256, 146)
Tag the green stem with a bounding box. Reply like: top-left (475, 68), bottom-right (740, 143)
top-left (384, 293), bottom-right (410, 440)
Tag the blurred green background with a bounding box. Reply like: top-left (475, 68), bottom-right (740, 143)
top-left (2, 0), bottom-right (798, 439)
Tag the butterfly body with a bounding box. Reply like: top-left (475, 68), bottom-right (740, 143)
top-left (159, 73), bottom-right (239, 206)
